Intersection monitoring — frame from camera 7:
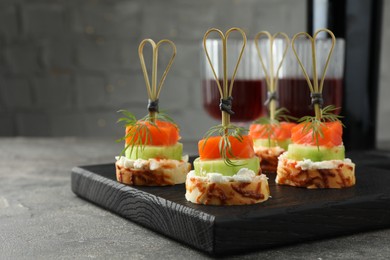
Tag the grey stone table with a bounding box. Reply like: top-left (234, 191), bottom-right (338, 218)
top-left (1, 137), bottom-right (390, 259)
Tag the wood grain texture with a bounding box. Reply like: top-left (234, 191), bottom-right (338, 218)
top-left (71, 151), bottom-right (390, 255)
top-left (71, 165), bottom-right (215, 253)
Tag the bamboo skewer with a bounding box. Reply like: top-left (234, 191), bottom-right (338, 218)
top-left (138, 39), bottom-right (176, 122)
top-left (203, 27), bottom-right (247, 130)
top-left (291, 28), bottom-right (336, 120)
top-left (254, 31), bottom-right (290, 121)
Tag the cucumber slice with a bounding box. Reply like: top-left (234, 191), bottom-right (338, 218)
top-left (287, 143), bottom-right (345, 162)
top-left (125, 143), bottom-right (183, 160)
top-left (193, 157), bottom-right (260, 176)
top-left (254, 138), bottom-right (291, 150)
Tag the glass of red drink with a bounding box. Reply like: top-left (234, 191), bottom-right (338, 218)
top-left (278, 38), bottom-right (345, 119)
top-left (202, 39), bottom-right (267, 122)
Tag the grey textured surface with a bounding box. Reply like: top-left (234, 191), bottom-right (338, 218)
top-left (1, 137), bottom-right (390, 259)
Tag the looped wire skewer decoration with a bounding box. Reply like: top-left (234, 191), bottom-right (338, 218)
top-left (291, 28), bottom-right (336, 120)
top-left (254, 31), bottom-right (290, 121)
top-left (138, 39), bottom-right (176, 122)
top-left (203, 27), bottom-right (247, 128)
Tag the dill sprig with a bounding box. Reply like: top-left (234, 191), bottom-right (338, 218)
top-left (202, 124), bottom-right (247, 167)
top-left (253, 116), bottom-right (277, 148)
top-left (254, 107), bottom-right (296, 124)
top-left (253, 108), bottom-right (296, 147)
top-left (297, 105), bottom-right (343, 149)
top-left (116, 109), bottom-right (177, 157)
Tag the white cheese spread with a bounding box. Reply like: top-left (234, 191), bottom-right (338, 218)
top-left (187, 168), bottom-right (267, 183)
top-left (115, 155), bottom-right (189, 170)
top-left (279, 152), bottom-right (354, 170)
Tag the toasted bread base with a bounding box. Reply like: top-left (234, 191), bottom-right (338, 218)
top-left (185, 172), bottom-right (270, 205)
top-left (116, 160), bottom-right (191, 186)
top-left (255, 147), bottom-right (285, 173)
top-left (276, 155), bottom-right (355, 189)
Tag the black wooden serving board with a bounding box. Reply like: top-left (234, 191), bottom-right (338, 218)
top-left (71, 150), bottom-right (390, 256)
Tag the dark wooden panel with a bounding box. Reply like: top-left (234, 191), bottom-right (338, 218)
top-left (71, 166), bottom-right (215, 253)
top-left (71, 151), bottom-right (390, 255)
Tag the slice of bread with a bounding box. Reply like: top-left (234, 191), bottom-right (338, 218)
top-left (116, 158), bottom-right (191, 186)
top-left (254, 146), bottom-right (285, 173)
top-left (185, 171), bottom-right (270, 205)
top-left (276, 153), bottom-right (355, 189)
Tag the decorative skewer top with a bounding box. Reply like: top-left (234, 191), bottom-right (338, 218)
top-left (203, 27), bottom-right (247, 127)
top-left (138, 39), bottom-right (176, 122)
top-left (254, 31), bottom-right (290, 121)
top-left (291, 28), bottom-right (336, 120)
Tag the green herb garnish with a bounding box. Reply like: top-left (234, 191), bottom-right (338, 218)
top-left (116, 110), bottom-right (177, 157)
top-left (297, 105), bottom-right (343, 149)
top-left (202, 124), bottom-right (247, 167)
top-left (253, 108), bottom-right (296, 147)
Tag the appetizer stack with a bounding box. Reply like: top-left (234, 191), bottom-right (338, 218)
top-left (249, 32), bottom-right (296, 173)
top-left (185, 28), bottom-right (270, 205)
top-left (116, 28), bottom-right (355, 203)
top-left (116, 39), bottom-right (190, 186)
top-left (275, 29), bottom-right (355, 189)
top-left (186, 135), bottom-right (269, 205)
top-left (276, 118), bottom-right (355, 188)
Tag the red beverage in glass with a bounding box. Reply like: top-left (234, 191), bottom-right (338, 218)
top-left (278, 77), bottom-right (343, 119)
top-left (202, 79), bottom-right (267, 122)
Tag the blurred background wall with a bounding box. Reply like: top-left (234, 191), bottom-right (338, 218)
top-left (0, 0), bottom-right (388, 146)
